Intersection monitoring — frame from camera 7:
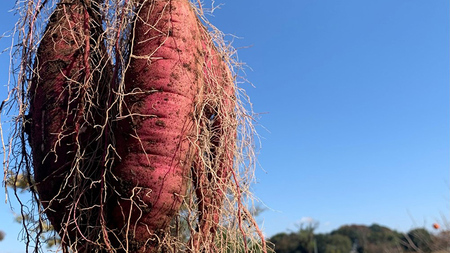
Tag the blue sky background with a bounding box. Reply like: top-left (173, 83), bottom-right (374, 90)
top-left (0, 0), bottom-right (449, 252)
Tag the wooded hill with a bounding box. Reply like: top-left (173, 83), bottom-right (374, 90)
top-left (268, 223), bottom-right (449, 253)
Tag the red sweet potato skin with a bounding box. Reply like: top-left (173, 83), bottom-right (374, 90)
top-left (112, 0), bottom-right (203, 251)
top-left (29, 0), bottom-right (110, 246)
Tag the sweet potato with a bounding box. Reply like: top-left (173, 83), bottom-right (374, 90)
top-left (29, 0), bottom-right (111, 248)
top-left (6, 0), bottom-right (268, 252)
top-left (112, 0), bottom-right (204, 251)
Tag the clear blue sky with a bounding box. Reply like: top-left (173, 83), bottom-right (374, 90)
top-left (0, 0), bottom-right (449, 252)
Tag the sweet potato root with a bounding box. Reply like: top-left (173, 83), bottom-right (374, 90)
top-left (112, 0), bottom-right (204, 251)
top-left (29, 0), bottom-right (111, 249)
top-left (112, 1), bottom-right (242, 251)
top-left (6, 0), bottom-right (267, 251)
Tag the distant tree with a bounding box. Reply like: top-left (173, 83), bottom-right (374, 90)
top-left (269, 221), bottom-right (319, 253)
top-left (331, 225), bottom-right (370, 253)
top-left (296, 222), bottom-right (318, 253)
top-left (5, 171), bottom-right (32, 193)
top-left (367, 224), bottom-right (403, 252)
top-left (324, 234), bottom-right (352, 253)
top-left (368, 224), bottom-right (387, 242)
top-left (270, 223), bottom-right (442, 253)
top-left (314, 233), bottom-right (352, 253)
top-left (314, 234), bottom-right (328, 253)
top-left (269, 232), bottom-right (304, 253)
top-left (331, 224), bottom-right (404, 253)
top-left (401, 228), bottom-right (433, 253)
